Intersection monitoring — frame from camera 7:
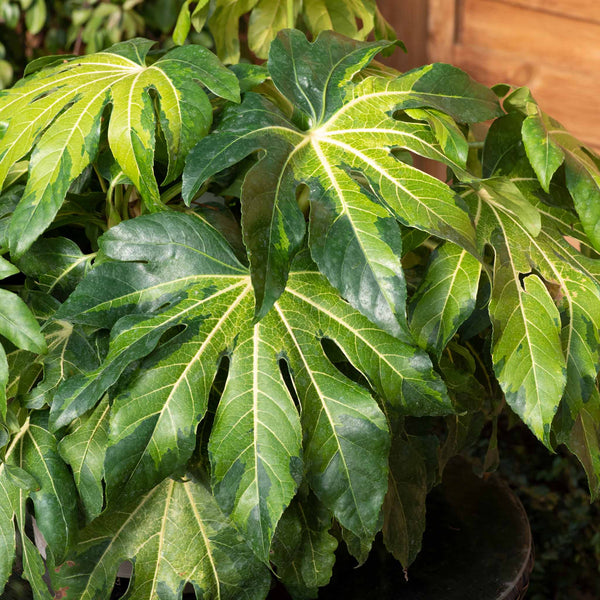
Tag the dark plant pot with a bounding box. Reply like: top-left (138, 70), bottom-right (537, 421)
top-left (314, 457), bottom-right (533, 600)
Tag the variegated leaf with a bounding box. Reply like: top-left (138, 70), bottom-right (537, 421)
top-left (0, 38), bottom-right (238, 257)
top-left (53, 211), bottom-right (450, 560)
top-left (183, 30), bottom-right (500, 331)
top-left (50, 476), bottom-right (271, 600)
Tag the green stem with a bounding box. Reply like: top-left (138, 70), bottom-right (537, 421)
top-left (160, 181), bottom-right (183, 205)
top-left (93, 164), bottom-right (108, 194)
top-left (286, 0), bottom-right (295, 29)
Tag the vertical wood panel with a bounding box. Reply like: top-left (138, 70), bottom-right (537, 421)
top-left (427, 0), bottom-right (457, 63)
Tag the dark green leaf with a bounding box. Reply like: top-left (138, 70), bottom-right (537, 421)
top-left (58, 396), bottom-right (110, 521)
top-left (17, 237), bottom-right (93, 300)
top-left (382, 429), bottom-right (427, 568)
top-left (271, 494), bottom-right (337, 599)
top-left (54, 212), bottom-right (449, 554)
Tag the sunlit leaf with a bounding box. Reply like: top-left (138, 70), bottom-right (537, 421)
top-left (0, 38), bottom-right (238, 257)
top-left (184, 30), bottom-right (499, 330)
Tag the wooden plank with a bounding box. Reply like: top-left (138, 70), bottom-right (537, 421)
top-left (459, 0), bottom-right (600, 74)
top-left (377, 0), bottom-right (429, 72)
top-left (452, 44), bottom-right (600, 150)
top-left (491, 0), bottom-right (600, 24)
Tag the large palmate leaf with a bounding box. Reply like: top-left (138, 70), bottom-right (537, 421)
top-left (53, 211), bottom-right (450, 559)
top-left (0, 38), bottom-right (239, 257)
top-left (50, 475), bottom-right (271, 600)
top-left (504, 88), bottom-right (600, 250)
top-left (0, 415), bottom-right (78, 598)
top-left (183, 29), bottom-right (501, 333)
top-left (467, 113), bottom-right (600, 451)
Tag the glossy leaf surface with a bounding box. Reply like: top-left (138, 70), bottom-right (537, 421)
top-left (183, 30), bottom-right (500, 331)
top-left (54, 211), bottom-right (450, 558)
top-left (475, 115), bottom-right (600, 449)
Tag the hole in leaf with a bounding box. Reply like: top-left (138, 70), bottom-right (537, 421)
top-left (320, 338), bottom-right (371, 390)
top-left (391, 110), bottom-right (421, 123)
top-left (278, 356), bottom-right (300, 407)
top-left (195, 354), bottom-right (230, 460)
top-left (156, 323), bottom-right (186, 347)
top-left (518, 271), bottom-right (533, 290)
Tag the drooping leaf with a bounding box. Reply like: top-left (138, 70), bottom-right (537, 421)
top-left (58, 396), bottom-right (110, 521)
top-left (183, 30), bottom-right (500, 329)
top-left (469, 185), bottom-right (565, 448)
top-left (54, 211), bottom-right (450, 554)
top-left (271, 493), bottom-right (337, 599)
top-left (505, 87), bottom-right (600, 250)
top-left (382, 428), bottom-right (428, 568)
top-left (0, 416), bottom-right (78, 597)
top-left (409, 241), bottom-right (481, 357)
top-left (561, 388), bottom-right (600, 500)
top-left (0, 38), bottom-right (239, 257)
top-left (50, 476), bottom-right (271, 600)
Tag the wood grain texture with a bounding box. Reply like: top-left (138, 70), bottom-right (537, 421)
top-left (427, 0), bottom-right (457, 63)
top-left (378, 0), bottom-right (429, 71)
top-left (381, 0), bottom-right (600, 160)
top-left (492, 0), bottom-right (600, 23)
top-left (460, 0), bottom-right (600, 74)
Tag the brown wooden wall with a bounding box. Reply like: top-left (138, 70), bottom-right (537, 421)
top-left (379, 0), bottom-right (600, 151)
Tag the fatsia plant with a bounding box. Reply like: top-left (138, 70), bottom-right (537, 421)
top-left (0, 20), bottom-right (599, 600)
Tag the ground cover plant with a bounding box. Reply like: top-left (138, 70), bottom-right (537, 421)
top-left (0, 3), bottom-right (599, 597)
